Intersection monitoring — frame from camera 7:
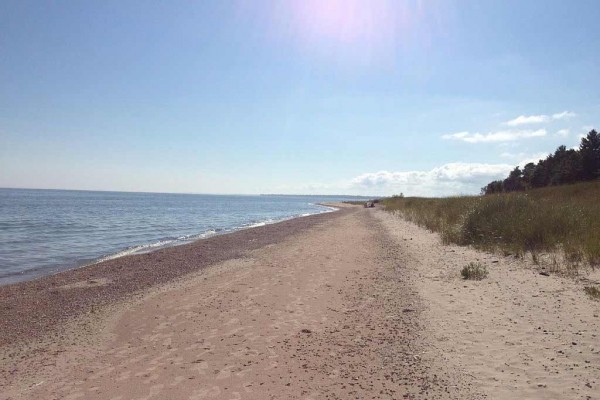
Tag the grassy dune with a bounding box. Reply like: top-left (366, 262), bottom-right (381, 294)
top-left (383, 181), bottom-right (600, 271)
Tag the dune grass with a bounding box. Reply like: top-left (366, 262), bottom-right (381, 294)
top-left (461, 262), bottom-right (489, 280)
top-left (584, 286), bottom-right (600, 300)
top-left (383, 181), bottom-right (600, 270)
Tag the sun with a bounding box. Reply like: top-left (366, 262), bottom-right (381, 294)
top-left (239, 0), bottom-right (448, 64)
top-left (289, 0), bottom-right (400, 46)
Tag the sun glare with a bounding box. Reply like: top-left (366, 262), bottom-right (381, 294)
top-left (288, 0), bottom-right (427, 50)
top-left (235, 0), bottom-right (448, 64)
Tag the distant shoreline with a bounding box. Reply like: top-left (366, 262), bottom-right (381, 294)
top-left (0, 187), bottom-right (375, 198)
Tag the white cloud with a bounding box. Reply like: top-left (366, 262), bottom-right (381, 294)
top-left (552, 111), bottom-right (577, 120)
top-left (504, 111), bottom-right (576, 126)
top-left (555, 128), bottom-right (570, 137)
top-left (506, 115), bottom-right (550, 126)
top-left (442, 129), bottom-right (546, 143)
top-left (518, 153), bottom-right (548, 166)
top-left (500, 151), bottom-right (527, 159)
top-left (350, 162), bottom-right (514, 197)
top-left (281, 162), bottom-right (528, 197)
top-left (444, 131), bottom-right (469, 139)
top-left (499, 152), bottom-right (547, 166)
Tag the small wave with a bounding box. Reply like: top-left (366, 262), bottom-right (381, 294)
top-left (96, 240), bottom-right (175, 263)
top-left (177, 229), bottom-right (217, 241)
top-left (89, 207), bottom-right (336, 267)
top-left (310, 203), bottom-right (339, 213)
top-left (94, 229), bottom-right (219, 264)
top-left (244, 219), bottom-right (276, 229)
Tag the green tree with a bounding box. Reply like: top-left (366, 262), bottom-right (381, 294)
top-left (481, 128), bottom-right (598, 193)
top-left (531, 159), bottom-right (550, 188)
top-left (481, 180), bottom-right (503, 195)
top-left (503, 167), bottom-right (524, 192)
top-left (522, 162), bottom-right (537, 188)
top-left (549, 145), bottom-right (581, 185)
top-left (580, 130), bottom-right (600, 180)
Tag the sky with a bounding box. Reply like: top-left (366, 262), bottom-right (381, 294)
top-left (1, 0), bottom-right (599, 197)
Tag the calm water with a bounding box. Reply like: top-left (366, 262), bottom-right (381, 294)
top-left (0, 189), bottom-right (364, 285)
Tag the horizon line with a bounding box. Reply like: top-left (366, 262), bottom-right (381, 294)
top-left (0, 186), bottom-right (377, 198)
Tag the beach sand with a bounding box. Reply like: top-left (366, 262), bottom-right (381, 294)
top-left (1, 205), bottom-right (598, 399)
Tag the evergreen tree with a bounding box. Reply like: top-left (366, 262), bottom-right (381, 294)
top-left (481, 129), bottom-right (598, 194)
top-left (531, 159), bottom-right (550, 188)
top-left (503, 167), bottom-right (524, 192)
top-left (522, 162), bottom-right (536, 188)
top-left (481, 180), bottom-right (503, 195)
top-left (580, 129), bottom-right (600, 180)
top-left (549, 145), bottom-right (581, 185)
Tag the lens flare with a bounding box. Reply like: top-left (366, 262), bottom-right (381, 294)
top-left (237, 0), bottom-right (450, 65)
top-left (289, 0), bottom-right (401, 46)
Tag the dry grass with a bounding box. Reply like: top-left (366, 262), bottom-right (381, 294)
top-left (461, 262), bottom-right (488, 280)
top-left (383, 181), bottom-right (600, 271)
top-left (584, 286), bottom-right (600, 301)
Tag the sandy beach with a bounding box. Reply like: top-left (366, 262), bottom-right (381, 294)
top-left (1, 205), bottom-right (599, 399)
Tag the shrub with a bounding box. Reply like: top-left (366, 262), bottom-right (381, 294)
top-left (383, 181), bottom-right (600, 270)
top-left (461, 262), bottom-right (488, 280)
top-left (584, 286), bottom-right (600, 300)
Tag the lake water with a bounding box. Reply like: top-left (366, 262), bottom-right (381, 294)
top-left (0, 189), bottom-right (365, 285)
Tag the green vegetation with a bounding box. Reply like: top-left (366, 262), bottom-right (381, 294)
top-left (383, 181), bottom-right (600, 269)
top-left (461, 262), bottom-right (488, 280)
top-left (344, 199), bottom-right (381, 206)
top-left (584, 286), bottom-right (600, 300)
top-left (344, 200), bottom-right (367, 205)
top-left (482, 130), bottom-right (600, 194)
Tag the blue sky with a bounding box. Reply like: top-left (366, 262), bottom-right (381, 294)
top-left (1, 0), bottom-right (599, 196)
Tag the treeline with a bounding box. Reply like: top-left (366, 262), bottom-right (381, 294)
top-left (482, 129), bottom-right (600, 195)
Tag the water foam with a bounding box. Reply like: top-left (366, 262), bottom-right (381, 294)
top-left (92, 205), bottom-right (337, 265)
top-left (95, 229), bottom-right (219, 264)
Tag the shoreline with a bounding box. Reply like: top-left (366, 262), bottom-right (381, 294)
top-left (2, 205), bottom-right (598, 399)
top-left (0, 205), bottom-right (349, 348)
top-left (0, 203), bottom-right (339, 287)
top-left (89, 202), bottom-right (339, 272)
top-left (3, 204), bottom-right (427, 399)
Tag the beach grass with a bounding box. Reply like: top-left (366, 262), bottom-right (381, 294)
top-left (461, 262), bottom-right (488, 280)
top-left (584, 286), bottom-right (600, 300)
top-left (383, 181), bottom-right (600, 271)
